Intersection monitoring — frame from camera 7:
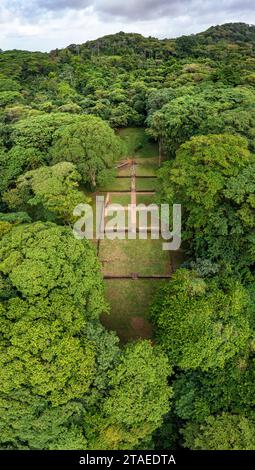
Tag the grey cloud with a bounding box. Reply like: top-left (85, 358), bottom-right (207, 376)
top-left (5, 0), bottom-right (88, 15)
top-left (36, 0), bottom-right (90, 11)
top-left (6, 0), bottom-right (255, 21)
top-left (94, 0), bottom-right (190, 21)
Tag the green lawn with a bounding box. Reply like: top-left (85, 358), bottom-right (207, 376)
top-left (135, 157), bottom-right (159, 176)
top-left (136, 178), bottom-right (157, 191)
top-left (117, 127), bottom-right (158, 158)
top-left (99, 178), bottom-right (131, 191)
top-left (105, 210), bottom-right (129, 230)
top-left (117, 165), bottom-right (131, 177)
top-left (136, 193), bottom-right (156, 205)
top-left (89, 194), bottom-right (105, 234)
top-left (99, 238), bottom-right (171, 276)
top-left (101, 279), bottom-right (163, 343)
top-left (109, 193), bottom-right (131, 205)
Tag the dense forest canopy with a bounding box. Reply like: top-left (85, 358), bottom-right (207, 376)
top-left (0, 22), bottom-right (255, 451)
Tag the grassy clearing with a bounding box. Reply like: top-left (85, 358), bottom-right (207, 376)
top-left (135, 166), bottom-right (157, 177)
top-left (99, 238), bottom-right (171, 276)
top-left (86, 128), bottom-right (186, 343)
top-left (117, 165), bottom-right (131, 177)
top-left (89, 194), bottom-right (105, 234)
top-left (136, 157), bottom-right (159, 165)
top-left (136, 194), bottom-right (156, 205)
top-left (101, 279), bottom-right (163, 343)
top-left (118, 127), bottom-right (158, 158)
top-left (109, 193), bottom-right (131, 205)
top-left (135, 157), bottom-right (158, 176)
top-left (99, 178), bottom-right (131, 191)
top-left (105, 210), bottom-right (129, 229)
top-left (136, 178), bottom-right (157, 191)
top-left (101, 249), bottom-right (185, 343)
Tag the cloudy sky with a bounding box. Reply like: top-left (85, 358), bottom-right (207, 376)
top-left (0, 0), bottom-right (254, 51)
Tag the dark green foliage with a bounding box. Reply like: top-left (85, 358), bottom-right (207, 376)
top-left (173, 357), bottom-right (255, 423)
top-left (151, 269), bottom-right (253, 371)
top-left (157, 134), bottom-right (255, 273)
top-left (149, 87), bottom-right (255, 157)
top-left (182, 413), bottom-right (255, 450)
top-left (86, 341), bottom-right (172, 450)
top-left (196, 23), bottom-right (255, 45)
top-left (0, 211), bottom-right (31, 224)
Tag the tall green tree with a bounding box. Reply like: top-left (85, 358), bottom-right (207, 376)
top-left (158, 134), bottom-right (255, 272)
top-left (172, 354), bottom-right (255, 424)
top-left (0, 222), bottom-right (106, 404)
top-left (11, 113), bottom-right (78, 154)
top-left (51, 117), bottom-right (123, 187)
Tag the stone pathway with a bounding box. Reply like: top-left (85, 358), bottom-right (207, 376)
top-left (130, 161), bottom-right (137, 232)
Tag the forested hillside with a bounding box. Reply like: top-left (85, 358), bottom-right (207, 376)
top-left (0, 22), bottom-right (255, 451)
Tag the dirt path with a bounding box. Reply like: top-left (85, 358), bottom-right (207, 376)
top-left (116, 158), bottom-right (133, 169)
top-left (104, 274), bottom-right (172, 279)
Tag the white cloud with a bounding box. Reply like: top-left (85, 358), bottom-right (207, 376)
top-left (0, 1), bottom-right (254, 51)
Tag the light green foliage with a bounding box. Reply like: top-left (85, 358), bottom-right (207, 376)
top-left (0, 91), bottom-right (22, 107)
top-left (0, 306), bottom-right (95, 405)
top-left (58, 102), bottom-right (82, 114)
top-left (109, 103), bottom-right (142, 128)
top-left (151, 269), bottom-right (253, 370)
top-left (0, 145), bottom-right (45, 195)
top-left (11, 113), bottom-right (123, 188)
top-left (88, 341), bottom-right (172, 449)
top-left (0, 223), bottom-right (171, 449)
top-left (0, 222), bottom-right (105, 316)
top-left (11, 113), bottom-right (82, 154)
top-left (0, 221), bottom-right (12, 238)
top-left (0, 222), bottom-right (106, 408)
top-left (3, 162), bottom-right (88, 223)
top-left (104, 341), bottom-right (171, 427)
